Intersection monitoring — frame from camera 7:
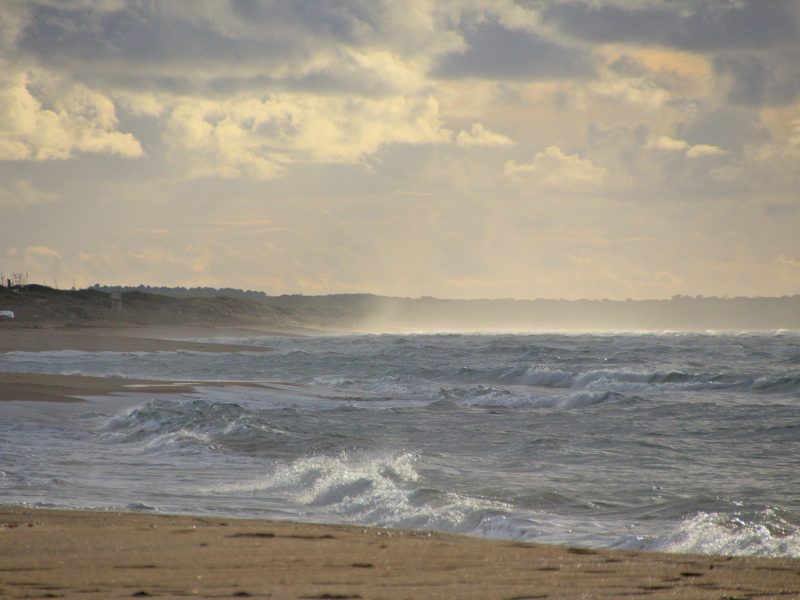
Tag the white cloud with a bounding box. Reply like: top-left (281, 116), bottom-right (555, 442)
top-left (505, 145), bottom-right (608, 191)
top-left (645, 135), bottom-right (725, 158)
top-left (163, 94), bottom-right (451, 179)
top-left (128, 245), bottom-right (217, 276)
top-left (18, 245), bottom-right (70, 285)
top-left (24, 245), bottom-right (60, 259)
top-left (456, 123), bottom-right (514, 147)
top-left (590, 75), bottom-right (670, 109)
top-left (685, 143), bottom-right (726, 158)
top-left (791, 120), bottom-right (800, 146)
top-left (646, 135), bottom-right (689, 152)
top-left (0, 69), bottom-right (142, 160)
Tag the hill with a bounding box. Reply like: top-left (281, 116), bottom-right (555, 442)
top-left (0, 285), bottom-right (296, 329)
top-left (2, 285), bottom-right (799, 332)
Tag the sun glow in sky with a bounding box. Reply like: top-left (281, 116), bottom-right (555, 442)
top-left (1, 0), bottom-right (799, 299)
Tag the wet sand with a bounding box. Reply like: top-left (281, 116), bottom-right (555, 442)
top-left (1, 507), bottom-right (798, 599)
top-left (0, 325), bottom-right (276, 401)
top-left (0, 324), bottom-right (274, 354)
top-left (0, 372), bottom-right (203, 402)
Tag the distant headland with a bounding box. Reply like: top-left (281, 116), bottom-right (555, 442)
top-left (0, 283), bottom-right (796, 332)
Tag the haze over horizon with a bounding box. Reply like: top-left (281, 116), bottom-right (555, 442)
top-left (2, 1), bottom-right (799, 301)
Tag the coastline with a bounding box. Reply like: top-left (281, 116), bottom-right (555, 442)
top-left (0, 324), bottom-right (280, 401)
top-left (0, 371), bottom-right (204, 402)
top-left (0, 323), bottom-right (278, 354)
top-left (2, 324), bottom-right (799, 598)
top-left (2, 506), bottom-right (798, 600)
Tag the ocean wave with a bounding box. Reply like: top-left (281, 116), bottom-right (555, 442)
top-left (455, 510), bottom-right (552, 542)
top-left (646, 508), bottom-right (800, 558)
top-left (438, 385), bottom-right (631, 409)
top-left (517, 366), bottom-right (800, 394)
top-left (100, 399), bottom-right (288, 453)
top-left (209, 451), bottom-right (505, 530)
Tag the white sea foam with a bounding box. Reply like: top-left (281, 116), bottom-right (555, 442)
top-left (647, 509), bottom-right (800, 557)
top-left (2, 332), bottom-right (799, 558)
top-left (452, 385), bottom-right (626, 409)
top-left (210, 451), bottom-right (504, 530)
top-left (521, 367), bottom-right (573, 387)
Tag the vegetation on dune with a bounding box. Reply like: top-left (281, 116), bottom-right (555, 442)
top-left (0, 284), bottom-right (797, 331)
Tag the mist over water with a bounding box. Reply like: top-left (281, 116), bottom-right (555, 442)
top-left (1, 332), bottom-right (799, 557)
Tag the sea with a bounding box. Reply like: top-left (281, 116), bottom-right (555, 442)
top-left (1, 331), bottom-right (799, 557)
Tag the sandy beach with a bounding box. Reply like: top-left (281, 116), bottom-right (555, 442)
top-left (2, 324), bottom-right (799, 599)
top-left (0, 324), bottom-right (274, 401)
top-left (0, 324), bottom-right (276, 354)
top-left (0, 371), bottom-right (204, 402)
top-left (1, 506), bottom-right (799, 600)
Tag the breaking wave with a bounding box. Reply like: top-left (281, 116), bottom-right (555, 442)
top-left (646, 508), bottom-right (800, 557)
top-left (209, 451), bottom-right (505, 531)
top-left (3, 331), bottom-right (799, 558)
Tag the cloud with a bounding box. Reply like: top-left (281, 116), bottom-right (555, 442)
top-left (590, 75), bottom-right (670, 109)
top-left (20, 245), bottom-right (70, 284)
top-left (0, 2), bottom-right (29, 54)
top-left (15, 1), bottom-right (457, 96)
top-left (128, 245), bottom-right (217, 276)
top-left (675, 108), bottom-right (769, 155)
top-left (580, 122), bottom-right (748, 200)
top-left (540, 0), bottom-right (799, 52)
top-left (791, 121), bottom-right (800, 147)
top-left (433, 21), bottom-right (594, 81)
top-left (587, 51), bottom-right (704, 109)
top-left (163, 94), bottom-right (451, 179)
top-left (714, 51), bottom-right (800, 106)
top-left (645, 135), bottom-right (690, 152)
top-left (0, 179), bottom-right (57, 207)
top-left (538, 1), bottom-right (800, 109)
top-left (3, 1), bottom-right (463, 177)
top-left (645, 135), bottom-right (725, 158)
top-left (456, 123), bottom-right (514, 147)
top-left (685, 144), bottom-right (725, 158)
top-left (24, 245), bottom-right (60, 259)
top-left (505, 145), bottom-right (608, 191)
top-left (0, 69), bottom-right (142, 160)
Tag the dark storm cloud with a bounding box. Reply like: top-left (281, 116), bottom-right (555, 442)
top-left (433, 21), bottom-right (594, 81)
top-left (714, 52), bottom-right (800, 106)
top-left (539, 0), bottom-right (798, 52)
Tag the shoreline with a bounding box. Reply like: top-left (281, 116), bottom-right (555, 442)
top-left (1, 506), bottom-right (798, 600)
top-left (0, 371), bottom-right (212, 402)
top-left (0, 323), bottom-right (294, 401)
top-left (0, 323), bottom-right (292, 402)
top-left (2, 324), bottom-right (799, 598)
top-left (0, 372), bottom-right (307, 402)
top-left (0, 323), bottom-right (280, 354)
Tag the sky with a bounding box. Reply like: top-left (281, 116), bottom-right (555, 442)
top-left (1, 0), bottom-right (799, 300)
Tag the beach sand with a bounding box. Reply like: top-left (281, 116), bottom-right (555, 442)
top-left (0, 372), bottom-right (205, 402)
top-left (1, 324), bottom-right (799, 599)
top-left (0, 324), bottom-right (274, 354)
top-left (1, 507), bottom-right (798, 599)
top-left (0, 324), bottom-right (276, 401)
